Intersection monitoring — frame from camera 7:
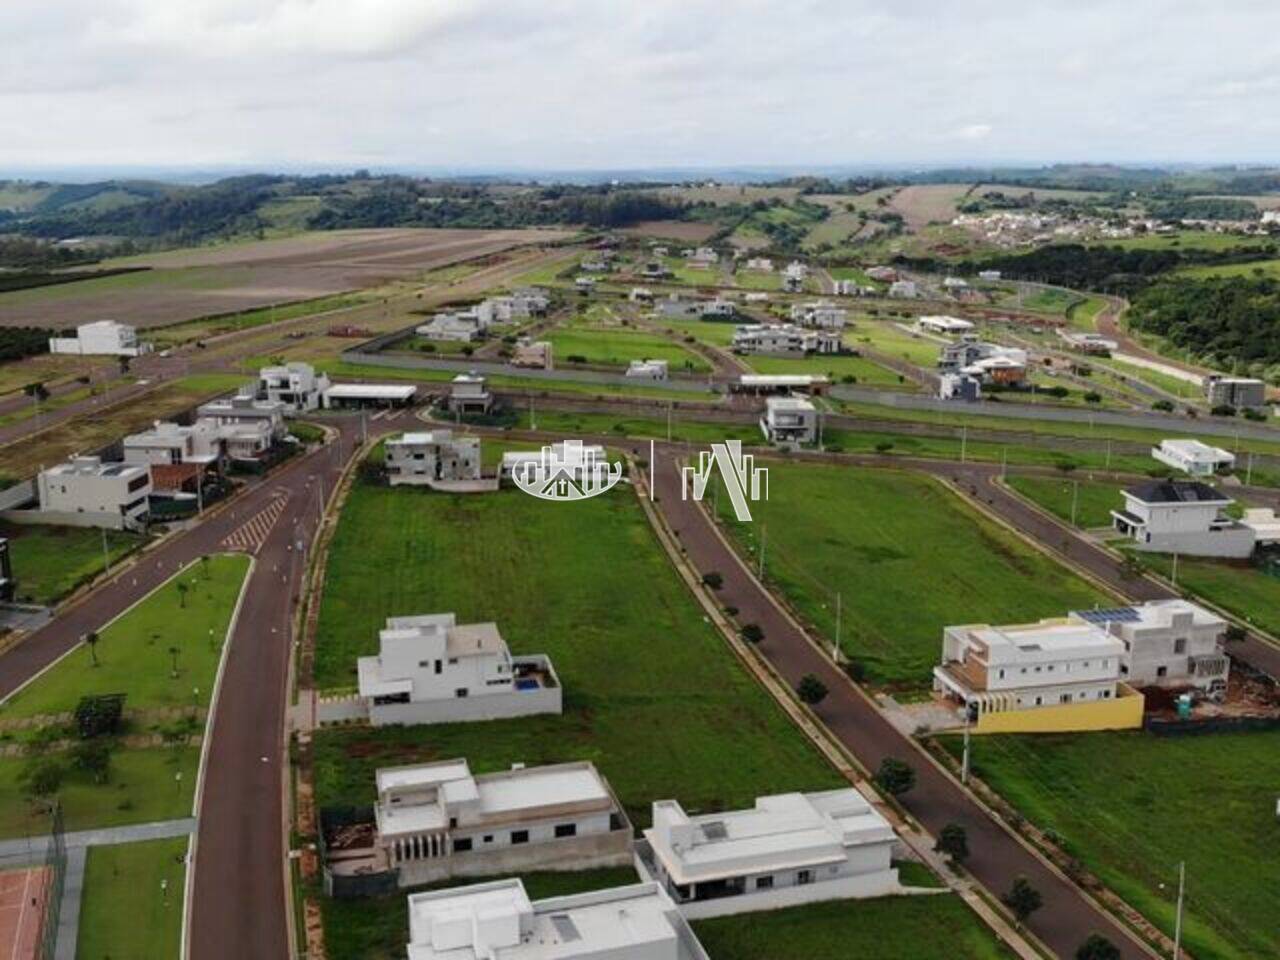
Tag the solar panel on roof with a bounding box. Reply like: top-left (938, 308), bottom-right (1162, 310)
top-left (1074, 607), bottom-right (1141, 624)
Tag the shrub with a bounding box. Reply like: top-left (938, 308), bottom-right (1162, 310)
top-left (1075, 934), bottom-right (1121, 960)
top-left (1002, 876), bottom-right (1043, 925)
top-left (875, 757), bottom-right (916, 797)
top-left (739, 623), bottom-right (765, 644)
top-left (796, 673), bottom-right (828, 705)
top-left (934, 822), bottom-right (969, 865)
top-left (701, 571), bottom-right (723, 590)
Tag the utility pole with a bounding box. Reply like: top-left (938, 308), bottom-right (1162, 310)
top-left (1000, 446), bottom-right (1007, 480)
top-left (758, 525), bottom-right (766, 580)
top-left (960, 425), bottom-right (967, 463)
top-left (1106, 438), bottom-right (1112, 470)
top-left (316, 475), bottom-right (326, 525)
top-left (101, 527), bottom-right (111, 575)
top-left (1173, 861), bottom-right (1186, 960)
top-left (529, 394), bottom-right (536, 432)
top-left (666, 401), bottom-right (672, 442)
top-left (961, 707), bottom-right (971, 784)
top-left (1247, 451), bottom-right (1254, 486)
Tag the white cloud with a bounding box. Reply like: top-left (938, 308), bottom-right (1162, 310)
top-left (0, 0), bottom-right (1278, 172)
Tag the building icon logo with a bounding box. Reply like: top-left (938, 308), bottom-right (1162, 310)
top-left (510, 440), bottom-right (624, 502)
top-left (681, 440), bottom-right (768, 522)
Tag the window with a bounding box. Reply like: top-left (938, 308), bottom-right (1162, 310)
top-left (797, 870), bottom-right (814, 885)
top-left (511, 830), bottom-right (529, 845)
top-left (434, 660), bottom-right (443, 675)
top-left (453, 837), bottom-right (472, 853)
top-left (449, 817), bottom-right (457, 829)
top-left (755, 876), bottom-right (774, 890)
top-left (483, 835), bottom-right (493, 844)
top-left (1156, 666), bottom-right (1168, 678)
top-left (1102, 690), bottom-right (1112, 699)
top-left (1060, 693), bottom-right (1072, 704)
top-left (455, 688), bottom-right (469, 698)
top-left (1034, 696), bottom-right (1043, 706)
top-left (998, 669), bottom-right (1005, 679)
top-left (555, 823), bottom-right (577, 839)
top-left (1174, 638), bottom-right (1187, 654)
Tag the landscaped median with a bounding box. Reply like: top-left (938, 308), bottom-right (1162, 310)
top-left (0, 553), bottom-right (252, 838)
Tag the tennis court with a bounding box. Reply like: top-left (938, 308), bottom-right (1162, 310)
top-left (0, 866), bottom-right (49, 960)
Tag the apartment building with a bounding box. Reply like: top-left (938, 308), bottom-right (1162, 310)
top-left (356, 613), bottom-right (561, 726)
top-left (372, 759), bottom-right (631, 886)
top-left (639, 789), bottom-right (899, 918)
top-left (37, 455), bottom-right (151, 530)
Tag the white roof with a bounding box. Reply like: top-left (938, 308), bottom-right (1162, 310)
top-left (647, 790), bottom-right (893, 885)
top-left (738, 374), bottom-right (828, 386)
top-left (1157, 439), bottom-right (1234, 464)
top-left (323, 384), bottom-right (418, 400)
top-left (766, 396), bottom-right (815, 412)
top-left (1242, 508), bottom-right (1280, 544)
top-left (407, 881), bottom-right (691, 960)
top-left (919, 315), bottom-right (974, 331)
top-left (959, 619), bottom-right (1123, 666)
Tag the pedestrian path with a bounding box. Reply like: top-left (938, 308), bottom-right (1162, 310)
top-left (221, 489), bottom-right (290, 554)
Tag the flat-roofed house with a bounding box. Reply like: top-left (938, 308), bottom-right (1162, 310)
top-left (48, 320), bottom-right (151, 357)
top-left (404, 879), bottom-right (710, 960)
top-left (372, 759), bottom-right (632, 885)
top-left (655, 296), bottom-right (702, 320)
top-left (321, 383), bottom-right (418, 409)
top-left (626, 359), bottom-right (669, 380)
top-left (197, 394), bottom-right (287, 441)
top-left (122, 420), bottom-right (223, 492)
top-left (932, 617), bottom-right (1142, 733)
top-left (1152, 439), bottom-right (1235, 477)
top-left (761, 397), bottom-right (817, 447)
top-left (917, 315), bottom-right (974, 336)
top-left (257, 361), bottom-right (331, 413)
top-left (417, 314), bottom-right (481, 343)
top-left (639, 789), bottom-right (899, 918)
top-left (1205, 375), bottom-right (1266, 410)
top-left (356, 613), bottom-right (561, 727)
top-left (789, 301), bottom-right (847, 330)
top-left (385, 432), bottom-right (485, 491)
top-left (1112, 480), bottom-right (1254, 558)
top-left (37, 455), bottom-right (151, 530)
top-left (888, 280), bottom-right (918, 298)
top-left (732, 324), bottom-right (839, 357)
top-left (447, 374), bottom-right (492, 415)
top-left (1069, 601), bottom-right (1229, 696)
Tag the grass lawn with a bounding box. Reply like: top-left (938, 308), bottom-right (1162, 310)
top-left (732, 269), bottom-right (781, 291)
top-left (0, 523), bottom-right (143, 605)
top-left (651, 317), bottom-right (737, 347)
top-left (312, 481), bottom-right (841, 826)
top-left (1004, 475), bottom-right (1125, 528)
top-left (940, 730), bottom-right (1280, 960)
top-left (1021, 288), bottom-right (1078, 316)
top-left (1176, 257), bottom-right (1280, 281)
top-left (713, 462), bottom-right (1106, 688)
top-left (77, 836), bottom-right (188, 960)
top-left (853, 321), bottom-right (941, 367)
top-left (513, 410), bottom-right (760, 445)
top-left (0, 554), bottom-right (251, 722)
top-left (1065, 295), bottom-right (1107, 330)
top-left (692, 894), bottom-right (1013, 960)
top-left (0, 746), bottom-right (199, 840)
top-left (545, 327), bottom-right (710, 372)
top-left (321, 867), bottom-right (639, 960)
top-left (1136, 552), bottom-right (1280, 639)
top-left (747, 352), bottom-right (911, 388)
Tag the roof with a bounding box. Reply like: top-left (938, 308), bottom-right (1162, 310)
top-left (1123, 480), bottom-right (1232, 505)
top-left (1073, 599), bottom-right (1225, 632)
top-left (1156, 439), bottom-right (1234, 463)
top-left (323, 384), bottom-right (418, 400)
top-left (953, 618), bottom-right (1124, 665)
top-left (766, 397), bottom-right (815, 412)
top-left (737, 374), bottom-right (828, 386)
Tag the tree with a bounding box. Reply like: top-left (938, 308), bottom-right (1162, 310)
top-left (1120, 553), bottom-right (1146, 581)
top-left (168, 645), bottom-right (181, 678)
top-left (739, 623), bottom-right (765, 645)
top-left (701, 571), bottom-right (723, 591)
top-left (1224, 623), bottom-right (1247, 643)
top-left (1083, 391), bottom-right (1102, 404)
top-left (75, 693), bottom-right (126, 738)
top-left (70, 738), bottom-right (114, 784)
top-left (176, 581), bottom-right (189, 608)
top-left (117, 355), bottom-right (131, 376)
top-left (796, 674), bottom-right (828, 705)
top-left (1075, 934), bottom-right (1121, 960)
top-left (20, 757), bottom-right (64, 800)
top-left (1002, 875), bottom-right (1043, 926)
top-left (84, 630), bottom-right (100, 667)
top-left (875, 757), bottom-right (916, 797)
top-left (934, 822), bottom-right (969, 865)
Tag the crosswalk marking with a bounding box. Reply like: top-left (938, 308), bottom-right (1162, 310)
top-left (222, 489), bottom-right (290, 555)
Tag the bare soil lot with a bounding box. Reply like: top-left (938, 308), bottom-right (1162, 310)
top-left (890, 184), bottom-right (976, 229)
top-left (0, 228), bottom-right (570, 330)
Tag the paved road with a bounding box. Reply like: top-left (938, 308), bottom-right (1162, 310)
top-left (647, 445), bottom-right (1154, 959)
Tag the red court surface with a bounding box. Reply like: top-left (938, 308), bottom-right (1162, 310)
top-left (0, 867), bottom-right (49, 960)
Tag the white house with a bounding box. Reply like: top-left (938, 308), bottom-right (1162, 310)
top-left (938, 373), bottom-right (982, 402)
top-left (699, 299), bottom-right (736, 319)
top-left (37, 456), bottom-right (151, 530)
top-left (1152, 439), bottom-right (1235, 477)
top-left (356, 613), bottom-right (561, 727)
top-left (629, 287), bottom-right (654, 303)
top-left (789, 301), bottom-right (847, 330)
top-left (1205, 375), bottom-right (1266, 410)
top-left (933, 617), bottom-right (1130, 721)
top-left (782, 261), bottom-right (808, 292)
top-left (574, 276), bottom-right (597, 293)
top-left (917, 315), bottom-right (974, 336)
top-left (639, 789), bottom-right (899, 918)
top-left (942, 276), bottom-right (969, 291)
top-left (1069, 601), bottom-right (1229, 696)
top-left (743, 292), bottom-right (770, 304)
top-left (1111, 480), bottom-right (1254, 558)
top-left (978, 269), bottom-right (1003, 281)
top-left (404, 879), bottom-right (710, 960)
top-left (1058, 331), bottom-right (1118, 355)
top-left (655, 297), bottom-right (702, 320)
top-left (257, 361), bottom-right (331, 413)
top-left (385, 432), bottom-right (484, 491)
top-left (417, 314), bottom-right (481, 343)
top-left (745, 257), bottom-right (773, 272)
top-left (731, 324), bottom-right (839, 356)
top-left (48, 320), bottom-right (151, 357)
top-left (122, 420), bottom-right (222, 468)
top-left (626, 359), bottom-right (669, 381)
top-left (372, 759), bottom-right (631, 886)
top-left (321, 383), bottom-right (418, 409)
top-left (197, 394), bottom-right (287, 441)
top-left (447, 374), bottom-right (492, 415)
top-left (731, 374), bottom-right (829, 396)
top-left (761, 397), bottom-right (817, 447)
top-left (888, 280), bottom-right (918, 299)
top-left (831, 279), bottom-right (873, 296)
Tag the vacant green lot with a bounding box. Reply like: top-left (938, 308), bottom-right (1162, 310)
top-left (715, 463), bottom-right (1105, 687)
top-left (943, 730), bottom-right (1280, 960)
top-left (1065, 295), bottom-right (1108, 330)
top-left (77, 836), bottom-right (188, 960)
top-left (546, 327), bottom-right (710, 372)
top-left (1, 554), bottom-right (250, 722)
top-left (513, 410), bottom-right (759, 445)
top-left (0, 746), bottom-right (199, 839)
top-left (313, 481), bottom-right (840, 825)
top-left (1137, 552), bottom-right (1280, 639)
top-left (1004, 475), bottom-right (1125, 528)
top-left (853, 321), bottom-right (941, 367)
top-left (693, 894), bottom-right (1013, 960)
top-left (1021, 288), bottom-right (1078, 316)
top-left (0, 523), bottom-right (142, 605)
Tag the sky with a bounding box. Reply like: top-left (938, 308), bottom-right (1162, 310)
top-left (3, 0), bottom-right (1280, 176)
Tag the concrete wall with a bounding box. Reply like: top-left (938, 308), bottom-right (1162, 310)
top-left (975, 686), bottom-right (1144, 734)
top-left (367, 686), bottom-right (562, 728)
top-left (0, 508), bottom-right (130, 531)
top-left (1135, 528), bottom-right (1256, 559)
top-left (397, 828), bottom-right (633, 888)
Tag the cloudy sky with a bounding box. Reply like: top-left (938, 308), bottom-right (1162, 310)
top-left (3, 0), bottom-right (1279, 176)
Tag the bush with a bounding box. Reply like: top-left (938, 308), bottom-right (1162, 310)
top-left (842, 659), bottom-right (867, 682)
top-left (934, 822), bottom-right (969, 865)
top-left (75, 693), bottom-right (126, 739)
top-left (1083, 391), bottom-right (1102, 404)
top-left (701, 571), bottom-right (723, 590)
top-left (1151, 399), bottom-right (1175, 412)
top-left (874, 441), bottom-right (894, 454)
top-left (567, 354), bottom-right (588, 364)
top-left (1002, 875), bottom-right (1043, 925)
top-left (1211, 403), bottom-right (1237, 417)
top-left (1075, 934), bottom-right (1121, 960)
top-left (796, 673), bottom-right (828, 705)
top-left (874, 757), bottom-right (916, 797)
top-left (739, 623), bottom-right (765, 644)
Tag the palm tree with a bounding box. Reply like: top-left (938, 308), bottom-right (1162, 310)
top-left (176, 581), bottom-right (189, 609)
top-left (85, 631), bottom-right (100, 667)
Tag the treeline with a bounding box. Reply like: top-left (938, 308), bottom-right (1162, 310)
top-left (1146, 197), bottom-right (1258, 221)
top-left (0, 327), bottom-right (54, 364)
top-left (0, 236), bottom-right (102, 269)
top-left (1128, 276), bottom-right (1280, 375)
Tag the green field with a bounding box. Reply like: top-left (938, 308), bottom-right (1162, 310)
top-left (1021, 288), bottom-right (1078, 315)
top-left (1176, 257), bottom-right (1280, 281)
top-left (77, 837), bottom-right (188, 960)
top-left (651, 317), bottom-right (737, 347)
top-left (546, 327), bottom-right (710, 372)
top-left (692, 894), bottom-right (1013, 960)
top-left (942, 730), bottom-right (1280, 960)
top-left (149, 292), bottom-right (367, 347)
top-left (853, 321), bottom-right (941, 366)
top-left (0, 746), bottom-right (199, 839)
top-left (1065, 295), bottom-right (1107, 330)
top-left (1090, 230), bottom-right (1275, 253)
top-left (0, 523), bottom-right (143, 605)
top-left (312, 480), bottom-right (840, 825)
top-left (714, 462), bottom-right (1106, 687)
top-left (1, 554), bottom-right (250, 722)
top-left (514, 409), bottom-right (760, 444)
top-left (1004, 475), bottom-right (1125, 528)
top-left (1137, 552), bottom-right (1280, 639)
